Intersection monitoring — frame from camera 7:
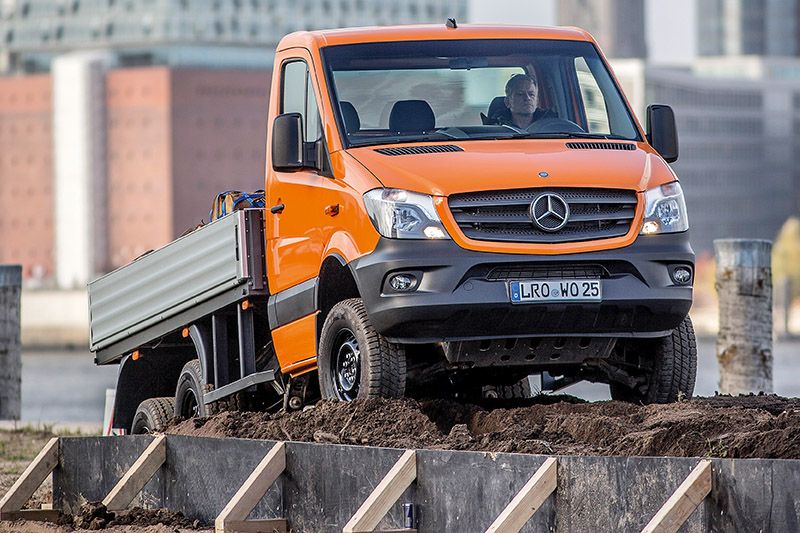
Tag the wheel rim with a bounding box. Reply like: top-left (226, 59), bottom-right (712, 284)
top-left (180, 384), bottom-right (200, 418)
top-left (333, 329), bottom-right (361, 401)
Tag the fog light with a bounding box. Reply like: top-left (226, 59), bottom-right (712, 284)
top-left (390, 274), bottom-right (417, 291)
top-left (673, 267), bottom-right (692, 285)
top-left (423, 226), bottom-right (447, 239)
top-left (642, 221), bottom-right (659, 235)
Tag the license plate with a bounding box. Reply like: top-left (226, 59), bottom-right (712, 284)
top-left (509, 279), bottom-right (602, 303)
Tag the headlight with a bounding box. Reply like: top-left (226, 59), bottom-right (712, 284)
top-left (363, 188), bottom-right (450, 239)
top-left (640, 181), bottom-right (689, 235)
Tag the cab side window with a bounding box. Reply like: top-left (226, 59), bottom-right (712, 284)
top-left (281, 60), bottom-right (322, 143)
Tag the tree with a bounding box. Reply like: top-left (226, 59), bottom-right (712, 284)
top-left (773, 216), bottom-right (800, 299)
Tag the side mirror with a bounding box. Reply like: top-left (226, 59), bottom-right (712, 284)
top-left (272, 113), bottom-right (304, 171)
top-left (646, 104), bottom-right (679, 163)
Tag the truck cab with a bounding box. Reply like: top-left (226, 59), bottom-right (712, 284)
top-left (91, 24), bottom-right (695, 433)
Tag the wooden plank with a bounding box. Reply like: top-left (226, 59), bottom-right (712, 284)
top-left (641, 460), bottom-right (713, 533)
top-left (102, 435), bottom-right (166, 511)
top-left (0, 509), bottom-right (62, 522)
top-left (221, 518), bottom-right (288, 533)
top-left (0, 437), bottom-right (59, 514)
top-left (485, 457), bottom-right (558, 533)
top-left (343, 449), bottom-right (416, 533)
top-left (215, 442), bottom-right (286, 533)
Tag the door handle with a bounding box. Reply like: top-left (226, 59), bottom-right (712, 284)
top-left (270, 203), bottom-right (285, 214)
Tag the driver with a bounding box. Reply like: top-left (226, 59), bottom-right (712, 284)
top-left (495, 73), bottom-right (555, 129)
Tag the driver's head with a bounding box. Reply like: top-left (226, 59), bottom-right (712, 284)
top-left (504, 73), bottom-right (538, 116)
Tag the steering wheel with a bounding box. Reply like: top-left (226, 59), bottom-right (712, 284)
top-left (528, 117), bottom-right (585, 134)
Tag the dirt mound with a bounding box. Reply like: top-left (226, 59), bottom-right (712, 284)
top-left (168, 395), bottom-right (800, 459)
top-left (64, 502), bottom-right (202, 530)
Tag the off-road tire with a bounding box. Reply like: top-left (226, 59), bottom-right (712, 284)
top-left (175, 359), bottom-right (215, 418)
top-left (610, 316), bottom-right (697, 404)
top-left (131, 397), bottom-right (174, 434)
top-left (175, 359), bottom-right (249, 416)
top-left (318, 298), bottom-right (406, 400)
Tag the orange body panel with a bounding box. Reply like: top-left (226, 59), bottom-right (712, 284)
top-left (277, 25), bottom-right (594, 51)
top-left (270, 313), bottom-right (319, 375)
top-left (348, 141), bottom-right (671, 196)
top-left (264, 24), bottom-right (681, 373)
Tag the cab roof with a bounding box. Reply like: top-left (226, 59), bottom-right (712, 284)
top-left (276, 24), bottom-right (595, 52)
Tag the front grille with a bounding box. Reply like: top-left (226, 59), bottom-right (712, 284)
top-left (448, 188), bottom-right (638, 243)
top-left (487, 264), bottom-right (608, 281)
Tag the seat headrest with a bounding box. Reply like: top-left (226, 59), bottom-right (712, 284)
top-left (389, 100), bottom-right (435, 133)
top-left (339, 101), bottom-right (360, 133)
top-left (488, 96), bottom-right (508, 119)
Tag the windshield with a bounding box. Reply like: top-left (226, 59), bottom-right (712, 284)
top-left (321, 39), bottom-right (642, 147)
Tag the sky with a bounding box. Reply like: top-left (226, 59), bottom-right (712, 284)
top-left (467, 0), bottom-right (697, 65)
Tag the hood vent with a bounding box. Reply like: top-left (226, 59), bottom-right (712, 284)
top-left (375, 145), bottom-right (464, 156)
top-left (566, 142), bottom-right (636, 151)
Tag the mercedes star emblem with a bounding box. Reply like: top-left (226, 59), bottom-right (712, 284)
top-left (530, 193), bottom-right (570, 232)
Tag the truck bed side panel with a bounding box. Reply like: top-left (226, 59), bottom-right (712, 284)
top-left (89, 210), bottom-right (264, 353)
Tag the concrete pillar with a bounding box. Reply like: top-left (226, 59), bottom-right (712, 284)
top-left (0, 265), bottom-right (22, 420)
top-left (714, 239), bottom-right (773, 394)
top-left (52, 51), bottom-right (115, 289)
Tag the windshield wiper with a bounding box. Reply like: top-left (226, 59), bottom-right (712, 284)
top-left (561, 132), bottom-right (631, 140)
top-left (349, 132), bottom-right (459, 147)
top-left (507, 131), bottom-right (631, 140)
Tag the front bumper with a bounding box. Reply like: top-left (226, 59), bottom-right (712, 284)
top-left (350, 233), bottom-right (694, 343)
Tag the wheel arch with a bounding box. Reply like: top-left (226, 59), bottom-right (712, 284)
top-left (316, 253), bottom-right (361, 341)
top-left (112, 347), bottom-right (194, 432)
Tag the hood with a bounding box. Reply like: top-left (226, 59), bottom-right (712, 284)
top-left (347, 139), bottom-right (675, 196)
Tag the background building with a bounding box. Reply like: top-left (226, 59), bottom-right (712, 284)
top-left (4, 0), bottom-right (800, 284)
top-left (557, 0), bottom-right (647, 58)
top-left (0, 0), bottom-right (466, 73)
top-left (0, 0), bottom-right (468, 287)
top-left (614, 58), bottom-right (800, 253)
top-left (697, 0), bottom-right (800, 57)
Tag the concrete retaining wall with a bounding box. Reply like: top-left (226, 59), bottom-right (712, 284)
top-left (52, 435), bottom-right (800, 532)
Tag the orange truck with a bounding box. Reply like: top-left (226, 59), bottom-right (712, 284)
top-left (89, 23), bottom-right (696, 434)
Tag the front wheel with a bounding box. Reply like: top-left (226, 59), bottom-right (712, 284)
top-left (318, 298), bottom-right (406, 401)
top-left (610, 316), bottom-right (697, 404)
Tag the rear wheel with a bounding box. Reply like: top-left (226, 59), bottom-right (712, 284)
top-left (318, 298), bottom-right (406, 401)
top-left (610, 317), bottom-right (697, 404)
top-left (131, 397), bottom-right (174, 434)
top-left (175, 359), bottom-right (214, 418)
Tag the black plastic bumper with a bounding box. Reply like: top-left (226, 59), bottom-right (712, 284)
top-left (350, 233), bottom-right (694, 343)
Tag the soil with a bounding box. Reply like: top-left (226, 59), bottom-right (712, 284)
top-left (0, 503), bottom-right (209, 533)
top-left (63, 502), bottom-right (203, 531)
top-left (168, 394), bottom-right (800, 459)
